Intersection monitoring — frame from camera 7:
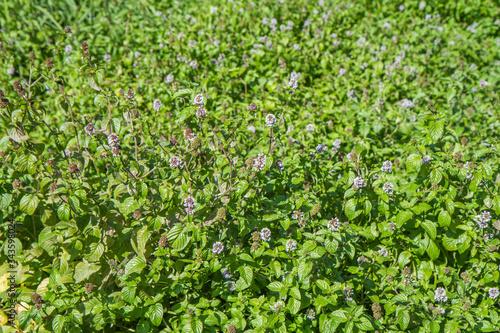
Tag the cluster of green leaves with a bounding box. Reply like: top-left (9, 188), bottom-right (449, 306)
top-left (1, 0), bottom-right (500, 332)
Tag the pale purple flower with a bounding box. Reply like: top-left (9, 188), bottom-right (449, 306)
top-left (260, 228), bottom-right (271, 241)
top-left (316, 144), bottom-right (326, 154)
top-left (212, 242), bottom-right (224, 254)
top-left (153, 99), bottom-right (162, 111)
top-left (489, 288), bottom-right (499, 299)
top-left (435, 287), bottom-right (448, 302)
top-left (328, 218), bottom-right (340, 231)
top-left (286, 240), bottom-right (297, 252)
top-left (383, 182), bottom-right (393, 194)
top-left (353, 177), bottom-right (366, 190)
top-left (265, 114), bottom-right (276, 127)
top-left (169, 156), bottom-right (182, 168)
top-left (378, 248), bottom-right (388, 257)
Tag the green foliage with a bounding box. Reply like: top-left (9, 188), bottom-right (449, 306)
top-left (1, 0), bottom-right (500, 332)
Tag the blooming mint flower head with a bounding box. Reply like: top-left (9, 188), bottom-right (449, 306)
top-left (103, 54), bottom-right (111, 62)
top-left (306, 124), bottom-right (314, 132)
top-left (316, 144), bottom-right (326, 154)
top-left (260, 228), bottom-right (271, 241)
top-left (221, 268), bottom-right (233, 279)
top-left (381, 160), bottom-right (392, 173)
top-left (184, 196), bottom-right (195, 209)
top-left (383, 182), bottom-right (393, 194)
top-left (227, 281), bottom-right (236, 291)
top-left (253, 154), bottom-right (267, 171)
top-left (328, 218), bottom-right (340, 231)
top-left (248, 125), bottom-right (256, 133)
top-left (169, 156), bottom-right (182, 168)
top-left (489, 288), bottom-right (499, 299)
top-left (153, 99), bottom-right (161, 111)
top-left (306, 309), bottom-right (315, 320)
top-left (196, 108), bottom-right (207, 118)
top-left (286, 240), bottom-right (297, 252)
top-left (435, 287), bottom-right (448, 302)
top-left (108, 133), bottom-right (119, 149)
top-left (212, 242), bottom-right (224, 254)
top-left (353, 177), bottom-right (366, 190)
top-left (333, 139), bottom-right (341, 149)
top-left (193, 94), bottom-right (204, 106)
top-left (65, 45), bottom-right (72, 54)
top-left (165, 74), bottom-right (174, 83)
top-left (265, 114), bottom-right (276, 127)
top-left (378, 248), bottom-right (388, 257)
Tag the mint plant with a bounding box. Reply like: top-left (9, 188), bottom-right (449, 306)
top-left (1, 0), bottom-right (500, 332)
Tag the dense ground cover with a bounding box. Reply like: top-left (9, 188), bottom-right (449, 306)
top-left (1, 0), bottom-right (500, 332)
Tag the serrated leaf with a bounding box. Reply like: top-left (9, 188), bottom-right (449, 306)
top-left (421, 221), bottom-right (437, 240)
top-left (298, 261), bottom-right (312, 282)
top-left (427, 240), bottom-right (440, 260)
top-left (438, 210), bottom-right (451, 227)
top-left (52, 315), bottom-right (65, 333)
top-left (288, 297), bottom-right (301, 314)
top-left (239, 266), bottom-right (253, 285)
top-left (20, 194), bottom-right (39, 215)
top-left (268, 281), bottom-right (284, 292)
top-left (74, 262), bottom-right (100, 283)
top-left (125, 257), bottom-right (146, 275)
top-left (149, 303), bottom-right (163, 326)
top-left (7, 125), bottom-right (29, 142)
top-left (94, 94), bottom-right (106, 108)
top-left (88, 76), bottom-right (101, 91)
top-left (428, 120), bottom-right (444, 141)
top-left (290, 287), bottom-right (301, 300)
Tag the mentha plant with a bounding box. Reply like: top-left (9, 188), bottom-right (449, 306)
top-left (0, 0), bottom-right (500, 332)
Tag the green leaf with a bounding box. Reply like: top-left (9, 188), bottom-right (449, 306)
top-left (52, 315), bottom-right (65, 333)
top-left (427, 240), bottom-right (440, 260)
top-left (298, 261), bottom-right (313, 282)
top-left (438, 210), bottom-right (451, 227)
top-left (74, 262), bottom-right (100, 283)
top-left (316, 280), bottom-right (330, 292)
top-left (0, 193), bottom-right (12, 210)
top-left (356, 316), bottom-right (374, 331)
top-left (122, 286), bottom-right (136, 303)
top-left (86, 243), bottom-right (104, 262)
top-left (172, 232), bottom-right (189, 251)
top-left (290, 287), bottom-right (301, 300)
top-left (88, 76), bottom-right (101, 91)
top-left (325, 238), bottom-right (338, 254)
top-left (148, 303), bottom-right (163, 326)
top-left (345, 198), bottom-right (359, 220)
top-left (444, 321), bottom-right (458, 333)
top-left (94, 94), bottom-right (106, 108)
top-left (57, 203), bottom-right (70, 221)
top-left (395, 211), bottom-right (413, 227)
top-left (398, 251), bottom-right (411, 268)
top-left (7, 125), bottom-right (29, 142)
top-left (397, 308), bottom-right (410, 330)
top-left (288, 297), bottom-right (301, 314)
top-left (421, 221), bottom-right (437, 240)
top-left (239, 266), bottom-right (254, 285)
top-left (330, 310), bottom-right (348, 323)
top-left (125, 257), bottom-right (147, 275)
top-left (428, 120), bottom-right (444, 141)
top-left (20, 194), bottom-right (39, 215)
top-left (268, 281), bottom-right (284, 292)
